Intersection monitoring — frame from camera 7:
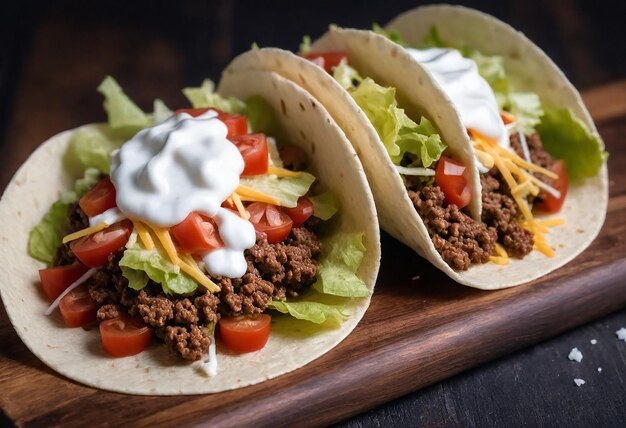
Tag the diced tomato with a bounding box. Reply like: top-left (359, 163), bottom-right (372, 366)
top-left (230, 133), bottom-right (269, 176)
top-left (100, 315), bottom-right (153, 357)
top-left (435, 156), bottom-right (471, 209)
top-left (59, 284), bottom-right (97, 327)
top-left (246, 202), bottom-right (293, 244)
top-left (302, 51), bottom-right (348, 73)
top-left (70, 220), bottom-right (132, 267)
top-left (282, 197), bottom-right (314, 227)
top-left (534, 160), bottom-right (569, 214)
top-left (500, 111), bottom-right (516, 125)
top-left (171, 213), bottom-right (224, 253)
top-left (219, 314), bottom-right (271, 353)
top-left (79, 176), bottom-right (117, 217)
top-left (39, 263), bottom-right (89, 302)
top-left (174, 108), bottom-right (247, 139)
top-left (278, 144), bottom-right (308, 171)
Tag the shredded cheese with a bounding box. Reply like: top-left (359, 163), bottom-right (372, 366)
top-left (179, 254), bottom-right (219, 292)
top-left (130, 219), bottom-right (155, 251)
top-left (147, 225), bottom-right (181, 265)
top-left (475, 150), bottom-right (494, 169)
top-left (267, 166), bottom-right (302, 177)
top-left (537, 218), bottom-right (565, 227)
top-left (494, 243), bottom-right (509, 258)
top-left (231, 192), bottom-right (250, 220)
top-left (62, 222), bottom-right (109, 244)
top-left (236, 185), bottom-right (280, 205)
top-left (489, 256), bottom-right (509, 265)
top-left (472, 133), bottom-right (563, 260)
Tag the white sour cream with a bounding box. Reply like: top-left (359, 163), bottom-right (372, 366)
top-left (89, 207), bottom-right (127, 228)
top-left (406, 48), bottom-right (508, 149)
top-left (110, 110), bottom-right (256, 278)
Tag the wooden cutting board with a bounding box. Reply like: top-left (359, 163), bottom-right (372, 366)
top-left (1, 76), bottom-right (625, 426)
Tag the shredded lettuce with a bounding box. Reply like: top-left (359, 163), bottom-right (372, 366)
top-left (182, 79), bottom-right (246, 113)
top-left (313, 233), bottom-right (370, 298)
top-left (152, 99), bottom-right (173, 123)
top-left (504, 92), bottom-right (544, 135)
top-left (267, 298), bottom-right (348, 325)
top-left (28, 201), bottom-right (69, 266)
top-left (119, 242), bottom-right (197, 295)
top-left (372, 23), bottom-right (408, 47)
top-left (97, 76), bottom-right (151, 136)
top-left (332, 59), bottom-right (363, 90)
top-left (536, 108), bottom-right (607, 180)
top-left (268, 233), bottom-right (369, 324)
top-left (299, 35), bottom-right (312, 54)
top-left (63, 126), bottom-right (123, 176)
top-left (244, 95), bottom-right (280, 136)
top-left (28, 168), bottom-right (102, 266)
top-left (349, 78), bottom-right (445, 166)
top-left (309, 191), bottom-right (339, 220)
top-left (240, 172), bottom-right (316, 208)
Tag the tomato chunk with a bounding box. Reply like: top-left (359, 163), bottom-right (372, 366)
top-left (171, 212), bottom-right (224, 253)
top-left (59, 284), bottom-right (97, 327)
top-left (174, 108), bottom-right (247, 139)
top-left (39, 263), bottom-right (89, 302)
top-left (303, 51), bottom-right (348, 73)
top-left (79, 176), bottom-right (117, 217)
top-left (219, 314), bottom-right (271, 353)
top-left (70, 220), bottom-right (132, 267)
top-left (230, 133), bottom-right (269, 176)
top-left (534, 160), bottom-right (569, 214)
top-left (435, 156), bottom-right (471, 209)
top-left (282, 197), bottom-right (314, 227)
top-left (246, 202), bottom-right (293, 244)
top-left (100, 315), bottom-right (153, 357)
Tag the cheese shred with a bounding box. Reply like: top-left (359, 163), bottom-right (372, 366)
top-left (62, 222), bottom-right (109, 244)
top-left (267, 166), bottom-right (302, 177)
top-left (236, 185), bottom-right (281, 205)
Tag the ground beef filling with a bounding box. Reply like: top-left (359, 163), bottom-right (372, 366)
top-left (67, 213), bottom-right (321, 361)
top-left (408, 185), bottom-right (496, 271)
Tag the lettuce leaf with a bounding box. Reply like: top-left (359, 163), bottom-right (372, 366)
top-left (309, 191), bottom-right (339, 220)
top-left (182, 79), bottom-right (246, 114)
top-left (119, 242), bottom-right (197, 295)
top-left (299, 35), bottom-right (312, 54)
top-left (28, 201), bottom-right (69, 266)
top-left (244, 95), bottom-right (280, 136)
top-left (267, 298), bottom-right (347, 325)
top-left (152, 98), bottom-right (173, 124)
top-left (28, 168), bottom-right (102, 266)
top-left (97, 76), bottom-right (151, 136)
top-left (332, 59), bottom-right (363, 90)
top-left (240, 172), bottom-right (316, 208)
top-left (313, 233), bottom-right (370, 298)
top-left (63, 126), bottom-right (123, 176)
top-left (372, 23), bottom-right (408, 47)
top-left (536, 108), bottom-right (607, 180)
top-left (349, 78), bottom-right (446, 167)
top-left (504, 92), bottom-right (544, 135)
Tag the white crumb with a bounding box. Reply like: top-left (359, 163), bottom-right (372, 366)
top-left (590, 339), bottom-right (597, 345)
top-left (411, 275), bottom-right (420, 280)
top-left (598, 367), bottom-right (602, 373)
top-left (617, 328), bottom-right (626, 342)
top-left (568, 347), bottom-right (583, 362)
top-left (574, 378), bottom-right (586, 387)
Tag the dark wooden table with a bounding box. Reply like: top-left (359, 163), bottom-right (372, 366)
top-left (1, 1), bottom-right (625, 427)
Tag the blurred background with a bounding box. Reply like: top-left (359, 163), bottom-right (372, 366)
top-left (1, 0), bottom-right (625, 189)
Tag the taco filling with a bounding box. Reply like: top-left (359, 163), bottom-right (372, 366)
top-left (299, 42), bottom-right (524, 271)
top-left (29, 77), bottom-right (369, 369)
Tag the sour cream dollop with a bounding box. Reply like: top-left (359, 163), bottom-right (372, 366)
top-left (406, 48), bottom-right (508, 149)
top-left (110, 110), bottom-right (256, 278)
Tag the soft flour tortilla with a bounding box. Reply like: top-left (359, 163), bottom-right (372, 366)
top-left (224, 21), bottom-right (607, 289)
top-left (0, 70), bottom-right (380, 395)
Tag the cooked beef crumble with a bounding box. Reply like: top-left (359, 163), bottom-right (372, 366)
top-left (408, 185), bottom-right (496, 271)
top-left (53, 202), bottom-right (90, 266)
top-left (57, 201), bottom-right (322, 361)
top-left (480, 171), bottom-right (534, 257)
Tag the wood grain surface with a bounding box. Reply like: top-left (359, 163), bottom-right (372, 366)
top-left (1, 5), bottom-right (626, 426)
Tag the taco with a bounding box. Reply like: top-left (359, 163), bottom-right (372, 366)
top-left (0, 70), bottom-right (380, 395)
top-left (223, 9), bottom-right (607, 289)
